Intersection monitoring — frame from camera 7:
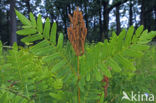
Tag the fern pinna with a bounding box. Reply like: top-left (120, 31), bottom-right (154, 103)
top-left (0, 8), bottom-right (155, 103)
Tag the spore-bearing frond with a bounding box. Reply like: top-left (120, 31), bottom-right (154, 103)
top-left (67, 7), bottom-right (87, 56)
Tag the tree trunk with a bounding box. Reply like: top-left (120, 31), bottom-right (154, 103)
top-left (129, 0), bottom-right (133, 26)
top-left (10, 0), bottom-right (17, 45)
top-left (103, 1), bottom-right (109, 40)
top-left (98, 0), bottom-right (102, 41)
top-left (140, 0), bottom-right (145, 26)
top-left (25, 0), bottom-right (31, 14)
top-left (116, 5), bottom-right (121, 35)
top-left (146, 12), bottom-right (152, 31)
top-left (93, 17), bottom-right (96, 31)
top-left (154, 7), bottom-right (156, 30)
top-left (64, 6), bottom-right (68, 39)
top-left (7, 10), bottom-right (10, 45)
top-left (84, 1), bottom-right (88, 39)
top-left (68, 4), bottom-right (71, 15)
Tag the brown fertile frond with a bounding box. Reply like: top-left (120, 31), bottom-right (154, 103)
top-left (67, 7), bottom-right (87, 56)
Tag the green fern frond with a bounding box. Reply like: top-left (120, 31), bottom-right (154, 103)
top-left (16, 10), bottom-right (76, 93)
top-left (43, 18), bottom-right (50, 39)
top-left (14, 10), bottom-right (156, 103)
top-left (50, 22), bottom-right (57, 45)
top-left (82, 26), bottom-right (156, 81)
top-left (15, 9), bottom-right (31, 26)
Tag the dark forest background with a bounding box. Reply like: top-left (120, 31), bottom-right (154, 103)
top-left (0, 0), bottom-right (156, 45)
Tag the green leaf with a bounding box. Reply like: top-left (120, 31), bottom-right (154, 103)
top-left (122, 48), bottom-right (144, 58)
top-left (146, 31), bottom-right (156, 39)
top-left (79, 79), bottom-right (85, 92)
top-left (137, 30), bottom-right (148, 44)
top-left (50, 22), bottom-right (57, 45)
top-left (52, 59), bottom-right (66, 72)
top-left (22, 25), bottom-right (33, 29)
top-left (107, 58), bottom-right (121, 72)
top-left (100, 92), bottom-right (104, 103)
top-left (42, 53), bottom-right (60, 63)
top-left (86, 73), bottom-right (90, 81)
top-left (125, 26), bottom-right (134, 46)
top-left (85, 92), bottom-right (101, 100)
top-left (29, 12), bottom-right (36, 28)
top-left (49, 92), bottom-right (63, 100)
top-left (16, 28), bottom-right (37, 35)
top-left (56, 67), bottom-right (71, 79)
top-left (30, 40), bottom-right (49, 53)
top-left (116, 29), bottom-right (126, 50)
top-left (0, 93), bottom-right (8, 103)
top-left (21, 34), bottom-right (43, 43)
top-left (43, 18), bottom-right (50, 39)
top-left (130, 44), bottom-right (149, 51)
top-left (12, 42), bottom-right (18, 51)
top-left (37, 14), bottom-right (43, 33)
top-left (35, 46), bottom-right (55, 56)
top-left (1, 64), bottom-right (12, 69)
top-left (95, 69), bottom-right (103, 81)
top-left (53, 79), bottom-right (63, 89)
top-left (63, 73), bottom-right (74, 83)
top-left (15, 9), bottom-right (31, 26)
top-left (135, 25), bottom-right (144, 37)
top-left (132, 25), bottom-right (144, 43)
top-left (100, 64), bottom-right (112, 78)
top-left (138, 31), bottom-right (156, 44)
top-left (114, 55), bottom-right (136, 71)
top-left (57, 33), bottom-right (64, 49)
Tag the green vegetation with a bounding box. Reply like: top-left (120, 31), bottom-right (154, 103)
top-left (0, 10), bottom-right (156, 103)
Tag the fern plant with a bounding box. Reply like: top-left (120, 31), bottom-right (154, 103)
top-left (0, 42), bottom-right (66, 103)
top-left (106, 46), bottom-right (156, 103)
top-left (0, 9), bottom-right (155, 103)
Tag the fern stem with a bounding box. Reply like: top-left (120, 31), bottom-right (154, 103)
top-left (77, 56), bottom-right (80, 103)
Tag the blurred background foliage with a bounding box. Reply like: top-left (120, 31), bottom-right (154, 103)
top-left (0, 0), bottom-right (156, 45)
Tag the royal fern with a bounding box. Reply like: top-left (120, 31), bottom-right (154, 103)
top-left (0, 9), bottom-right (154, 103)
